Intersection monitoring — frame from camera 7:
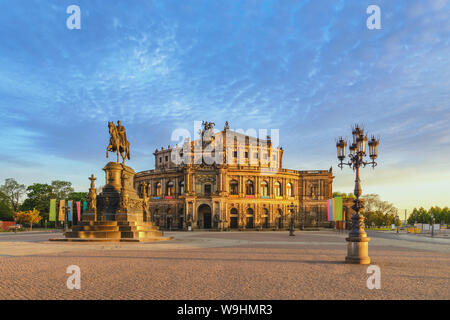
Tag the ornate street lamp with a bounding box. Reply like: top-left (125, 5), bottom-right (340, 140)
top-left (63, 204), bottom-right (70, 234)
top-left (431, 213), bottom-right (435, 237)
top-left (396, 214), bottom-right (399, 234)
top-left (336, 125), bottom-right (379, 264)
top-left (288, 202), bottom-right (297, 236)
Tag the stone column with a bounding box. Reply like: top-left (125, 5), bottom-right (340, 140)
top-left (239, 175), bottom-right (244, 197)
top-left (319, 180), bottom-right (323, 200)
top-left (256, 176), bottom-right (260, 197)
top-left (192, 200), bottom-right (196, 229)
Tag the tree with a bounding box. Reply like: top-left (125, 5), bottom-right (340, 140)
top-left (69, 192), bottom-right (87, 202)
top-left (50, 180), bottom-right (74, 200)
top-left (408, 207), bottom-right (449, 225)
top-left (0, 178), bottom-right (26, 212)
top-left (442, 207), bottom-right (450, 224)
top-left (20, 181), bottom-right (76, 223)
top-left (13, 209), bottom-right (42, 231)
top-left (20, 183), bottom-right (53, 220)
top-left (362, 194), bottom-right (398, 216)
top-left (361, 194), bottom-right (398, 227)
top-left (332, 191), bottom-right (355, 200)
top-left (0, 190), bottom-right (13, 221)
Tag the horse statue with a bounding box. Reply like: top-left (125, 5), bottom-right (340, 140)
top-left (106, 121), bottom-right (130, 164)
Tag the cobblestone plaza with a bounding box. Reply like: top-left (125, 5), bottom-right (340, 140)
top-left (1, 230), bottom-right (448, 300)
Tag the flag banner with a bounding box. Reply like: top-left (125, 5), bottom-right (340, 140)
top-left (76, 201), bottom-right (81, 221)
top-left (68, 200), bottom-right (73, 222)
top-left (330, 198), bottom-right (334, 221)
top-left (58, 200), bottom-right (65, 221)
top-left (327, 200), bottom-right (330, 221)
top-left (49, 199), bottom-right (56, 222)
top-left (334, 197), bottom-right (343, 222)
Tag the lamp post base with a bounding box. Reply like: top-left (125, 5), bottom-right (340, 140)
top-left (345, 237), bottom-right (371, 264)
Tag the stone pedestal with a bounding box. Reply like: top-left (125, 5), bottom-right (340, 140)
top-left (82, 212), bottom-right (96, 221)
top-left (96, 162), bottom-right (143, 222)
top-left (345, 214), bottom-right (371, 264)
top-left (58, 161), bottom-right (171, 242)
top-left (345, 237), bottom-right (371, 264)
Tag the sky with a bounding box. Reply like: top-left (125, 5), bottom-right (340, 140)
top-left (0, 0), bottom-right (449, 214)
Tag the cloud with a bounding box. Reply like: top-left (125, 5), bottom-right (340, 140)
top-left (0, 0), bottom-right (449, 209)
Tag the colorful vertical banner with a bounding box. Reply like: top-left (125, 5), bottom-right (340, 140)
top-left (327, 197), bottom-right (344, 222)
top-left (68, 200), bottom-right (73, 222)
top-left (327, 200), bottom-right (330, 221)
top-left (328, 198), bottom-right (334, 221)
top-left (58, 200), bottom-right (65, 221)
top-left (49, 199), bottom-right (56, 222)
top-left (334, 197), bottom-right (343, 222)
top-left (82, 201), bottom-right (87, 213)
top-left (76, 201), bottom-right (81, 221)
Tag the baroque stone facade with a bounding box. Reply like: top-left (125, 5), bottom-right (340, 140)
top-left (134, 125), bottom-right (338, 230)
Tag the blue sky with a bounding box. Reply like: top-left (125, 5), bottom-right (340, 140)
top-left (1, 0), bottom-right (449, 213)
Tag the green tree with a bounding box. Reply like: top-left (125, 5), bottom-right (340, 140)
top-left (442, 207), bottom-right (450, 224)
top-left (407, 207), bottom-right (450, 225)
top-left (418, 207), bottom-right (430, 223)
top-left (50, 180), bottom-right (74, 200)
top-left (69, 192), bottom-right (87, 202)
top-left (0, 190), bottom-right (14, 220)
top-left (429, 206), bottom-right (443, 224)
top-left (0, 178), bottom-right (26, 212)
top-left (20, 183), bottom-right (53, 221)
top-left (20, 181), bottom-right (77, 223)
top-left (360, 194), bottom-right (398, 227)
top-left (407, 208), bottom-right (419, 225)
top-left (332, 191), bottom-right (355, 200)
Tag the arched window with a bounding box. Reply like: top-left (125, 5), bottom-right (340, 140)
top-left (286, 183), bottom-right (292, 197)
top-left (229, 180), bottom-right (239, 195)
top-left (156, 182), bottom-right (162, 196)
top-left (247, 208), bottom-right (254, 215)
top-left (167, 181), bottom-right (174, 196)
top-left (246, 180), bottom-right (254, 195)
top-left (260, 180), bottom-right (268, 196)
top-left (230, 208), bottom-right (238, 215)
top-left (179, 180), bottom-right (185, 194)
top-left (274, 181), bottom-right (282, 197)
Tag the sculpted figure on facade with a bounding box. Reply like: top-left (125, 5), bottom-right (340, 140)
top-left (119, 172), bottom-right (129, 211)
top-left (141, 182), bottom-right (149, 221)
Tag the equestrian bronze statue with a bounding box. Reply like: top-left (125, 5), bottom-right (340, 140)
top-left (106, 120), bottom-right (131, 164)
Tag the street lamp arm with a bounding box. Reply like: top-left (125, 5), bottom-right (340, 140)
top-left (338, 161), bottom-right (352, 169)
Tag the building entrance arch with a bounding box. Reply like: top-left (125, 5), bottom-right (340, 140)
top-left (230, 208), bottom-right (238, 229)
top-left (198, 204), bottom-right (212, 229)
